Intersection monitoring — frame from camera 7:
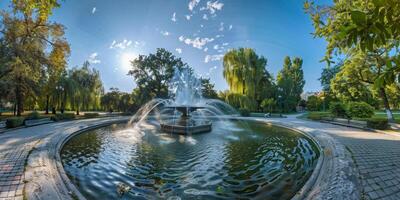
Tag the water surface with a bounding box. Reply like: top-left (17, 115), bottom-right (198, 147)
top-left (61, 120), bottom-right (319, 200)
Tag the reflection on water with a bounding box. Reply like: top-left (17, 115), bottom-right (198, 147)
top-left (61, 120), bottom-right (319, 200)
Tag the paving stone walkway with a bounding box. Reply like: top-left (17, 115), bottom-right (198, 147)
top-left (0, 143), bottom-right (34, 200)
top-left (260, 115), bottom-right (400, 200)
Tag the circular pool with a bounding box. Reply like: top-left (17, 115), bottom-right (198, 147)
top-left (61, 120), bottom-right (320, 200)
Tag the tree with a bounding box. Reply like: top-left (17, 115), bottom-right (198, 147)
top-left (222, 48), bottom-right (273, 110)
top-left (305, 0), bottom-right (400, 121)
top-left (69, 62), bottom-right (103, 115)
top-left (320, 62), bottom-right (342, 93)
top-left (0, 0), bottom-right (69, 116)
top-left (276, 56), bottom-right (305, 112)
top-left (128, 48), bottom-right (187, 105)
top-left (261, 98), bottom-right (276, 113)
top-left (200, 78), bottom-right (218, 99)
top-left (306, 95), bottom-right (322, 111)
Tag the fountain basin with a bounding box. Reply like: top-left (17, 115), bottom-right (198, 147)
top-left (161, 105), bottom-right (212, 134)
top-left (160, 122), bottom-right (212, 134)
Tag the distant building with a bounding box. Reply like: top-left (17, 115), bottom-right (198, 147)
top-left (301, 91), bottom-right (323, 101)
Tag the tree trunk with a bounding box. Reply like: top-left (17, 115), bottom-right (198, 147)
top-left (13, 101), bottom-right (16, 116)
top-left (379, 87), bottom-right (394, 122)
top-left (15, 84), bottom-right (23, 116)
top-left (45, 95), bottom-right (49, 114)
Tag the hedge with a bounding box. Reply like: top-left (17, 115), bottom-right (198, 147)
top-left (6, 117), bottom-right (25, 128)
top-left (329, 102), bottom-right (348, 118)
top-left (26, 111), bottom-right (40, 120)
top-left (347, 102), bottom-right (374, 119)
top-left (51, 113), bottom-right (76, 121)
top-left (307, 112), bottom-right (332, 120)
top-left (84, 113), bottom-right (100, 118)
top-left (366, 118), bottom-right (389, 130)
top-left (239, 108), bottom-right (250, 117)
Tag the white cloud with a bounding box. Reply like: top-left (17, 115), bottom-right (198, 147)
top-left (204, 54), bottom-right (223, 63)
top-left (216, 34), bottom-right (223, 38)
top-left (88, 52), bottom-right (101, 64)
top-left (92, 7), bottom-right (96, 14)
top-left (161, 31), bottom-right (170, 36)
top-left (110, 39), bottom-right (133, 49)
top-left (204, 47), bottom-right (208, 52)
top-left (213, 44), bottom-right (219, 50)
top-left (200, 24), bottom-right (204, 28)
top-left (179, 36), bottom-right (214, 49)
top-left (189, 0), bottom-right (200, 11)
top-left (171, 12), bottom-right (177, 22)
top-left (175, 48), bottom-right (182, 54)
top-left (219, 22), bottom-right (224, 31)
top-left (229, 24), bottom-right (233, 30)
top-left (185, 15), bottom-right (192, 20)
top-left (222, 42), bottom-right (229, 46)
top-left (201, 1), bottom-right (224, 14)
top-left (202, 14), bottom-right (208, 20)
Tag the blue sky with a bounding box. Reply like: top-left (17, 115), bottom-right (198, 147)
top-left (0, 0), bottom-right (331, 93)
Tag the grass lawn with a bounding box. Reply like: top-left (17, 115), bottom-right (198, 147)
top-left (302, 111), bottom-right (400, 124)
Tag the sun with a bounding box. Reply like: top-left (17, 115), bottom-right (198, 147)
top-left (120, 51), bottom-right (137, 72)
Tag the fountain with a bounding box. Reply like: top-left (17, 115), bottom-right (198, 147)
top-left (128, 67), bottom-right (229, 134)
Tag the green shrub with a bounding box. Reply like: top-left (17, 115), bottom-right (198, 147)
top-left (347, 102), bottom-right (374, 118)
top-left (239, 108), bottom-right (250, 117)
top-left (329, 102), bottom-right (348, 118)
top-left (6, 117), bottom-right (25, 128)
top-left (51, 113), bottom-right (76, 121)
top-left (307, 112), bottom-right (331, 120)
top-left (26, 111), bottom-right (40, 120)
top-left (84, 113), bottom-right (100, 118)
top-left (367, 118), bottom-right (389, 130)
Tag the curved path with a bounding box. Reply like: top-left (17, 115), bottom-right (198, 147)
top-left (260, 114), bottom-right (400, 200)
top-left (0, 115), bottom-right (399, 199)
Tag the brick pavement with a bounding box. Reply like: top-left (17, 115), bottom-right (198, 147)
top-left (0, 144), bottom-right (34, 200)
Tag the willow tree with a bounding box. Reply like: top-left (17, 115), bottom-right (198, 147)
top-left (305, 0), bottom-right (400, 121)
top-left (0, 0), bottom-right (69, 116)
top-left (223, 48), bottom-right (272, 110)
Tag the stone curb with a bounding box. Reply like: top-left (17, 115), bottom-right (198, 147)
top-left (55, 120), bottom-right (128, 200)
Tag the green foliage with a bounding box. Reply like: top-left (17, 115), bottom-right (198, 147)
top-left (225, 93), bottom-right (257, 111)
top-left (51, 113), bottom-right (75, 121)
top-left (260, 98), bottom-right (276, 112)
top-left (347, 102), bottom-right (375, 119)
top-left (0, 0), bottom-right (70, 116)
top-left (305, 0), bottom-right (400, 121)
top-left (26, 111), bottom-right (40, 120)
top-left (84, 113), bottom-right (100, 118)
top-left (239, 108), bottom-right (250, 117)
top-left (329, 102), bottom-right (348, 118)
top-left (276, 56), bottom-right (305, 112)
top-left (367, 118), bottom-right (389, 130)
top-left (306, 95), bottom-right (322, 111)
top-left (223, 48), bottom-right (274, 111)
top-left (128, 48), bottom-right (187, 105)
top-left (101, 88), bottom-right (136, 113)
top-left (6, 117), bottom-right (25, 128)
top-left (307, 112), bottom-right (332, 120)
top-left (200, 78), bottom-right (218, 99)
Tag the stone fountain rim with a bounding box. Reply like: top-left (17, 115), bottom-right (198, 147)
top-left (54, 118), bottom-right (326, 200)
